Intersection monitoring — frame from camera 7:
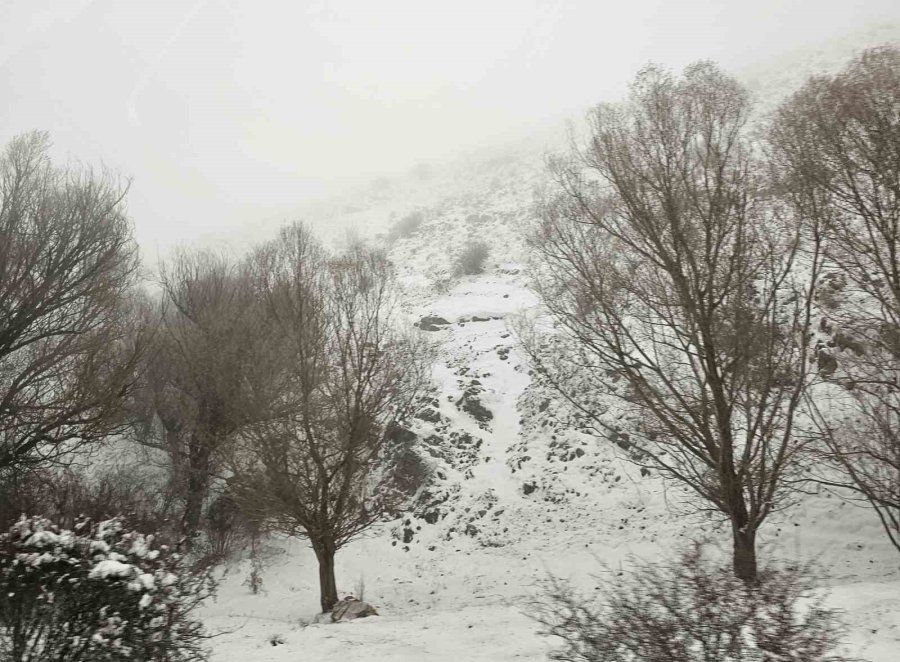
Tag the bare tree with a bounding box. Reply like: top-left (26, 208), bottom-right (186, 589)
top-left (134, 251), bottom-right (272, 539)
top-left (770, 46), bottom-right (900, 552)
top-left (524, 63), bottom-right (822, 582)
top-left (0, 131), bottom-right (143, 477)
top-left (228, 223), bottom-right (428, 612)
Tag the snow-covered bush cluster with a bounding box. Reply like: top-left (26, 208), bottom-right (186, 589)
top-left (0, 516), bottom-right (215, 661)
top-left (533, 543), bottom-right (849, 662)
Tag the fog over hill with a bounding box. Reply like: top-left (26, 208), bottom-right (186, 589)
top-left (230, 19), bottom-right (900, 253)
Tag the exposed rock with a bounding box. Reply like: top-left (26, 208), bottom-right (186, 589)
top-left (609, 429), bottom-right (632, 451)
top-left (456, 388), bottom-right (493, 423)
top-left (331, 597), bottom-right (379, 622)
top-left (523, 482), bottom-right (537, 495)
top-left (423, 509), bottom-right (441, 524)
top-left (389, 447), bottom-right (430, 496)
top-left (418, 316), bottom-right (451, 331)
top-left (416, 407), bottom-right (442, 423)
top-left (385, 425), bottom-right (417, 446)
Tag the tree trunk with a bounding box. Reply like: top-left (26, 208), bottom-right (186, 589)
top-left (313, 539), bottom-right (339, 612)
top-left (732, 522), bottom-right (758, 583)
top-left (181, 439), bottom-right (212, 541)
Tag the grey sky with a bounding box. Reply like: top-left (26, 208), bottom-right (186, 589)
top-left (2, 1), bottom-right (898, 257)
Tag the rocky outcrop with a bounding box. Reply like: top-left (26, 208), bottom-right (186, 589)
top-left (456, 386), bottom-right (493, 424)
top-left (417, 316), bottom-right (451, 331)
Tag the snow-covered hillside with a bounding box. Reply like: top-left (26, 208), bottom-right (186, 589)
top-left (204, 25), bottom-right (900, 661)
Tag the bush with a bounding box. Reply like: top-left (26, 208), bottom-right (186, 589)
top-left (202, 490), bottom-right (262, 563)
top-left (0, 465), bottom-right (175, 537)
top-left (204, 492), bottom-right (243, 560)
top-left (455, 240), bottom-right (490, 276)
top-left (388, 211), bottom-right (424, 241)
top-left (532, 543), bottom-right (850, 662)
top-left (0, 516), bottom-right (215, 661)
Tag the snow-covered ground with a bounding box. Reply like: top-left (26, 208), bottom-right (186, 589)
top-left (204, 26), bottom-right (900, 661)
top-left (202, 253), bottom-right (900, 658)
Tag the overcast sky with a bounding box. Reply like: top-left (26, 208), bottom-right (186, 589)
top-left (2, 0), bottom-right (898, 257)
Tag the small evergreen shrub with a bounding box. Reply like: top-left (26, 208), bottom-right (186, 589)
top-left (532, 543), bottom-right (850, 662)
top-left (0, 516), bottom-right (215, 661)
top-left (455, 240), bottom-right (490, 276)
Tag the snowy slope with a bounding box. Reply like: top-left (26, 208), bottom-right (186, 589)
top-left (205, 26), bottom-right (900, 661)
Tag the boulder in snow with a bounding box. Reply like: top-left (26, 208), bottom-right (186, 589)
top-left (331, 596), bottom-right (379, 622)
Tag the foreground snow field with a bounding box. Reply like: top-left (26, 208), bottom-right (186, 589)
top-left (203, 264), bottom-right (900, 660)
top-left (202, 487), bottom-right (900, 661)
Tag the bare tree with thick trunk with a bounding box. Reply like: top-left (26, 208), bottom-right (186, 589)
top-left (134, 251), bottom-right (271, 539)
top-left (770, 46), bottom-right (900, 552)
top-left (523, 63), bottom-right (822, 582)
top-left (228, 223), bottom-right (428, 612)
top-left (0, 131), bottom-right (143, 477)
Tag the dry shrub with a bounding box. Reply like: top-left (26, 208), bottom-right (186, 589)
top-left (388, 211), bottom-right (425, 241)
top-left (201, 490), bottom-right (262, 563)
top-left (532, 543), bottom-right (851, 662)
top-left (455, 240), bottom-right (490, 276)
top-left (0, 465), bottom-right (174, 537)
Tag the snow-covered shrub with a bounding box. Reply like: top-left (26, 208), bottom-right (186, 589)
top-left (0, 516), bottom-right (215, 661)
top-left (532, 543), bottom-right (850, 662)
top-left (454, 240), bottom-right (490, 276)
